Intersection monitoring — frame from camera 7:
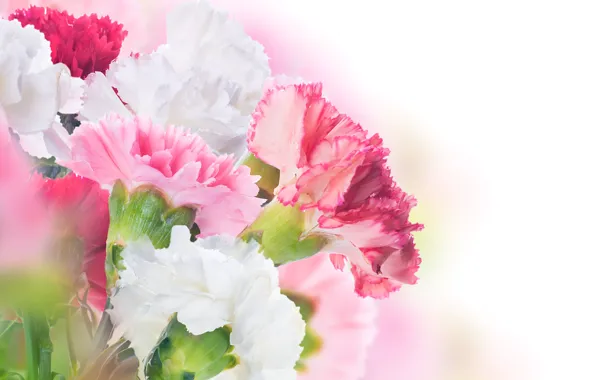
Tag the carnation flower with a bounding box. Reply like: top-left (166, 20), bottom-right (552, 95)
top-left (80, 0), bottom-right (270, 157)
top-left (10, 6), bottom-right (128, 79)
top-left (109, 226), bottom-right (305, 379)
top-left (61, 113), bottom-right (263, 237)
top-left (0, 18), bottom-right (82, 157)
top-left (37, 173), bottom-right (110, 311)
top-left (1, 0), bottom-right (142, 55)
top-left (278, 253), bottom-right (377, 380)
top-left (248, 83), bottom-right (423, 298)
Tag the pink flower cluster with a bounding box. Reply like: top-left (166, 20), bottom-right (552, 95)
top-left (248, 83), bottom-right (423, 298)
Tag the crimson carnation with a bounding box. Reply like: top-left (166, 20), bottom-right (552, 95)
top-left (37, 173), bottom-right (110, 311)
top-left (9, 6), bottom-right (127, 79)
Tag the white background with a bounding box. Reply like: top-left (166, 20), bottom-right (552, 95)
top-left (215, 0), bottom-right (596, 378)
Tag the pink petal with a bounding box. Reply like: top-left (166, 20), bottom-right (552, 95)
top-left (329, 254), bottom-right (346, 270)
top-left (351, 266), bottom-right (401, 299)
top-left (62, 114), bottom-right (262, 237)
top-left (248, 84), bottom-right (307, 173)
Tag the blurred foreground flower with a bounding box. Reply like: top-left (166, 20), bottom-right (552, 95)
top-left (279, 254), bottom-right (377, 379)
top-left (37, 174), bottom-right (110, 311)
top-left (0, 114), bottom-right (68, 312)
top-left (0, 114), bottom-right (49, 267)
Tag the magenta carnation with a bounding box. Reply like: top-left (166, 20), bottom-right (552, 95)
top-left (9, 6), bottom-right (127, 79)
top-left (248, 83), bottom-right (423, 298)
top-left (61, 114), bottom-right (263, 237)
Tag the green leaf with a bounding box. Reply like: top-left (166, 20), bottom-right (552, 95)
top-left (241, 202), bottom-right (330, 264)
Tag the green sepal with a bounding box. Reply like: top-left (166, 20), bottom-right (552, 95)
top-left (106, 181), bottom-right (196, 289)
top-left (146, 316), bottom-right (238, 380)
top-left (241, 202), bottom-right (330, 265)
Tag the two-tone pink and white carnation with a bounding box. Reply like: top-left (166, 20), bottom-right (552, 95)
top-left (61, 114), bottom-right (263, 237)
top-left (248, 82), bottom-right (423, 298)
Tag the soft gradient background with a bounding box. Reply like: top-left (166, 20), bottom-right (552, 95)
top-left (205, 0), bottom-right (596, 379)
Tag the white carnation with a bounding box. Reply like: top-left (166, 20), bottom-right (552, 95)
top-left (80, 0), bottom-right (270, 158)
top-left (0, 19), bottom-right (82, 158)
top-left (109, 226), bottom-right (304, 379)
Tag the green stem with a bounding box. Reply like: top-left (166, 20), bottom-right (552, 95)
top-left (22, 314), bottom-right (52, 380)
top-left (22, 314), bottom-right (39, 380)
top-left (0, 320), bottom-right (17, 340)
top-left (64, 311), bottom-right (78, 376)
top-left (38, 324), bottom-right (52, 380)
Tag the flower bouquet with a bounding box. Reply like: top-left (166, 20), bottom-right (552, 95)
top-left (0, 1), bottom-right (423, 379)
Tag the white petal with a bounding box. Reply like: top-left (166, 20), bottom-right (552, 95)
top-left (79, 73), bottom-right (132, 122)
top-left (58, 72), bottom-right (84, 114)
top-left (17, 132), bottom-right (50, 158)
top-left (43, 120), bottom-right (72, 160)
top-left (107, 53), bottom-right (186, 124)
top-left (109, 226), bottom-right (304, 378)
top-left (3, 65), bottom-right (61, 134)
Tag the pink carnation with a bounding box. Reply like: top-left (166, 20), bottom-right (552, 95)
top-left (278, 253), bottom-right (377, 380)
top-left (248, 83), bottom-right (423, 298)
top-left (61, 114), bottom-right (263, 237)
